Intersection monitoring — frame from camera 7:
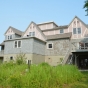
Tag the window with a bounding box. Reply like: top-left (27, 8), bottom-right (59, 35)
top-left (73, 28), bottom-right (76, 34)
top-left (47, 43), bottom-right (53, 49)
top-left (14, 41), bottom-right (21, 48)
top-left (79, 42), bottom-right (88, 49)
top-left (29, 32), bottom-right (35, 37)
top-left (10, 56), bottom-right (13, 60)
top-left (18, 41), bottom-right (21, 48)
top-left (8, 36), bottom-right (9, 40)
top-left (7, 35), bottom-right (12, 40)
top-left (77, 28), bottom-right (81, 34)
top-left (10, 35), bottom-right (12, 39)
top-left (60, 29), bottom-right (64, 34)
top-left (73, 28), bottom-right (81, 34)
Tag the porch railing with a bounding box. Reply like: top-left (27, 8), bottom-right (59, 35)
top-left (72, 47), bottom-right (88, 52)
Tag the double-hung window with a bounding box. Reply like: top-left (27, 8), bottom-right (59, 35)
top-left (14, 40), bottom-right (21, 48)
top-left (29, 32), bottom-right (35, 37)
top-left (60, 29), bottom-right (64, 34)
top-left (73, 28), bottom-right (81, 34)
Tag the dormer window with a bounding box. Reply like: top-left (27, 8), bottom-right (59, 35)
top-left (60, 29), bottom-right (64, 34)
top-left (7, 35), bottom-right (12, 40)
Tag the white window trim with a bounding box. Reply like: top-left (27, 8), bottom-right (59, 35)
top-left (72, 28), bottom-right (82, 35)
top-left (7, 35), bottom-right (13, 40)
top-left (47, 43), bottom-right (53, 49)
top-left (29, 31), bottom-right (35, 37)
top-left (60, 29), bottom-right (64, 34)
top-left (14, 40), bottom-right (22, 48)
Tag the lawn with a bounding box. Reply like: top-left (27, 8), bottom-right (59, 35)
top-left (0, 62), bottom-right (88, 88)
top-left (68, 71), bottom-right (88, 88)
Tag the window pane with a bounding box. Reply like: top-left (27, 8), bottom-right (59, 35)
top-left (60, 29), bottom-right (64, 34)
top-left (15, 41), bottom-right (17, 48)
top-left (10, 35), bottom-right (12, 39)
top-left (85, 43), bottom-right (88, 47)
top-left (32, 32), bottom-right (35, 36)
top-left (18, 41), bottom-right (21, 47)
top-left (29, 32), bottom-right (31, 36)
top-left (8, 36), bottom-right (9, 40)
top-left (73, 28), bottom-right (76, 34)
top-left (48, 44), bottom-right (52, 48)
top-left (78, 28), bottom-right (81, 34)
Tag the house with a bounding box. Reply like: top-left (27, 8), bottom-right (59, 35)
top-left (0, 16), bottom-right (88, 69)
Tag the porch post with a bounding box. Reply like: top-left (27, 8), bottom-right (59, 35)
top-left (75, 54), bottom-right (77, 66)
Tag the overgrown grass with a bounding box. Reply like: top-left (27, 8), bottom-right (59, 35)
top-left (0, 62), bottom-right (83, 88)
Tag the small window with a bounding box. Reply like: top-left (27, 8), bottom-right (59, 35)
top-left (77, 28), bottom-right (81, 34)
top-left (47, 43), bottom-right (53, 49)
top-left (10, 56), bottom-right (13, 60)
top-left (73, 28), bottom-right (76, 34)
top-left (60, 29), bottom-right (64, 34)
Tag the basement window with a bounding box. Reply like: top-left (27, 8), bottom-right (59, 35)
top-left (47, 43), bottom-right (53, 49)
top-left (10, 56), bottom-right (13, 60)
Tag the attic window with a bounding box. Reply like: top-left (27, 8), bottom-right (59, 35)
top-left (77, 21), bottom-right (79, 23)
top-left (74, 21), bottom-right (76, 24)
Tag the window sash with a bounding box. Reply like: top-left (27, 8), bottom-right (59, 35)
top-left (77, 28), bottom-right (81, 34)
top-left (14, 41), bottom-right (21, 48)
top-left (60, 29), bottom-right (64, 34)
top-left (73, 28), bottom-right (81, 34)
top-left (47, 43), bottom-right (53, 49)
top-left (73, 28), bottom-right (76, 34)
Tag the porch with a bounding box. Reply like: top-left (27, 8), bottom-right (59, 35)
top-left (72, 52), bottom-right (88, 70)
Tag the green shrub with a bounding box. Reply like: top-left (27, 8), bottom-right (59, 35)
top-left (15, 53), bottom-right (26, 65)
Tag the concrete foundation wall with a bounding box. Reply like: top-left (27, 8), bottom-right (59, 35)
top-left (32, 54), bottom-right (45, 64)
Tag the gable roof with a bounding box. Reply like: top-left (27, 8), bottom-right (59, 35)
top-left (46, 32), bottom-right (72, 40)
top-left (42, 25), bottom-right (68, 32)
top-left (23, 21), bottom-right (46, 40)
top-left (68, 16), bottom-right (88, 28)
top-left (37, 21), bottom-right (58, 27)
top-left (5, 26), bottom-right (23, 36)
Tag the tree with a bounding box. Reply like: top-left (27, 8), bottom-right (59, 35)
top-left (84, 0), bottom-right (88, 16)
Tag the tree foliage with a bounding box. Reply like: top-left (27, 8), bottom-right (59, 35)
top-left (84, 0), bottom-right (88, 16)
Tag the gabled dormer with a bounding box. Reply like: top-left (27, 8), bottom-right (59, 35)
top-left (4, 26), bottom-right (23, 40)
top-left (68, 16), bottom-right (88, 39)
top-left (23, 21), bottom-right (46, 41)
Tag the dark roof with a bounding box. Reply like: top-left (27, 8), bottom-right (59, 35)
top-left (46, 32), bottom-right (72, 40)
top-left (0, 42), bottom-right (4, 46)
top-left (5, 26), bottom-right (23, 36)
top-left (86, 24), bottom-right (88, 28)
top-left (42, 25), bottom-right (68, 32)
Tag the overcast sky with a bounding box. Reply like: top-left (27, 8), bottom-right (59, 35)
top-left (0, 0), bottom-right (87, 43)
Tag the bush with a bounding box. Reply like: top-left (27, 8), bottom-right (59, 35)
top-left (15, 53), bottom-right (26, 65)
